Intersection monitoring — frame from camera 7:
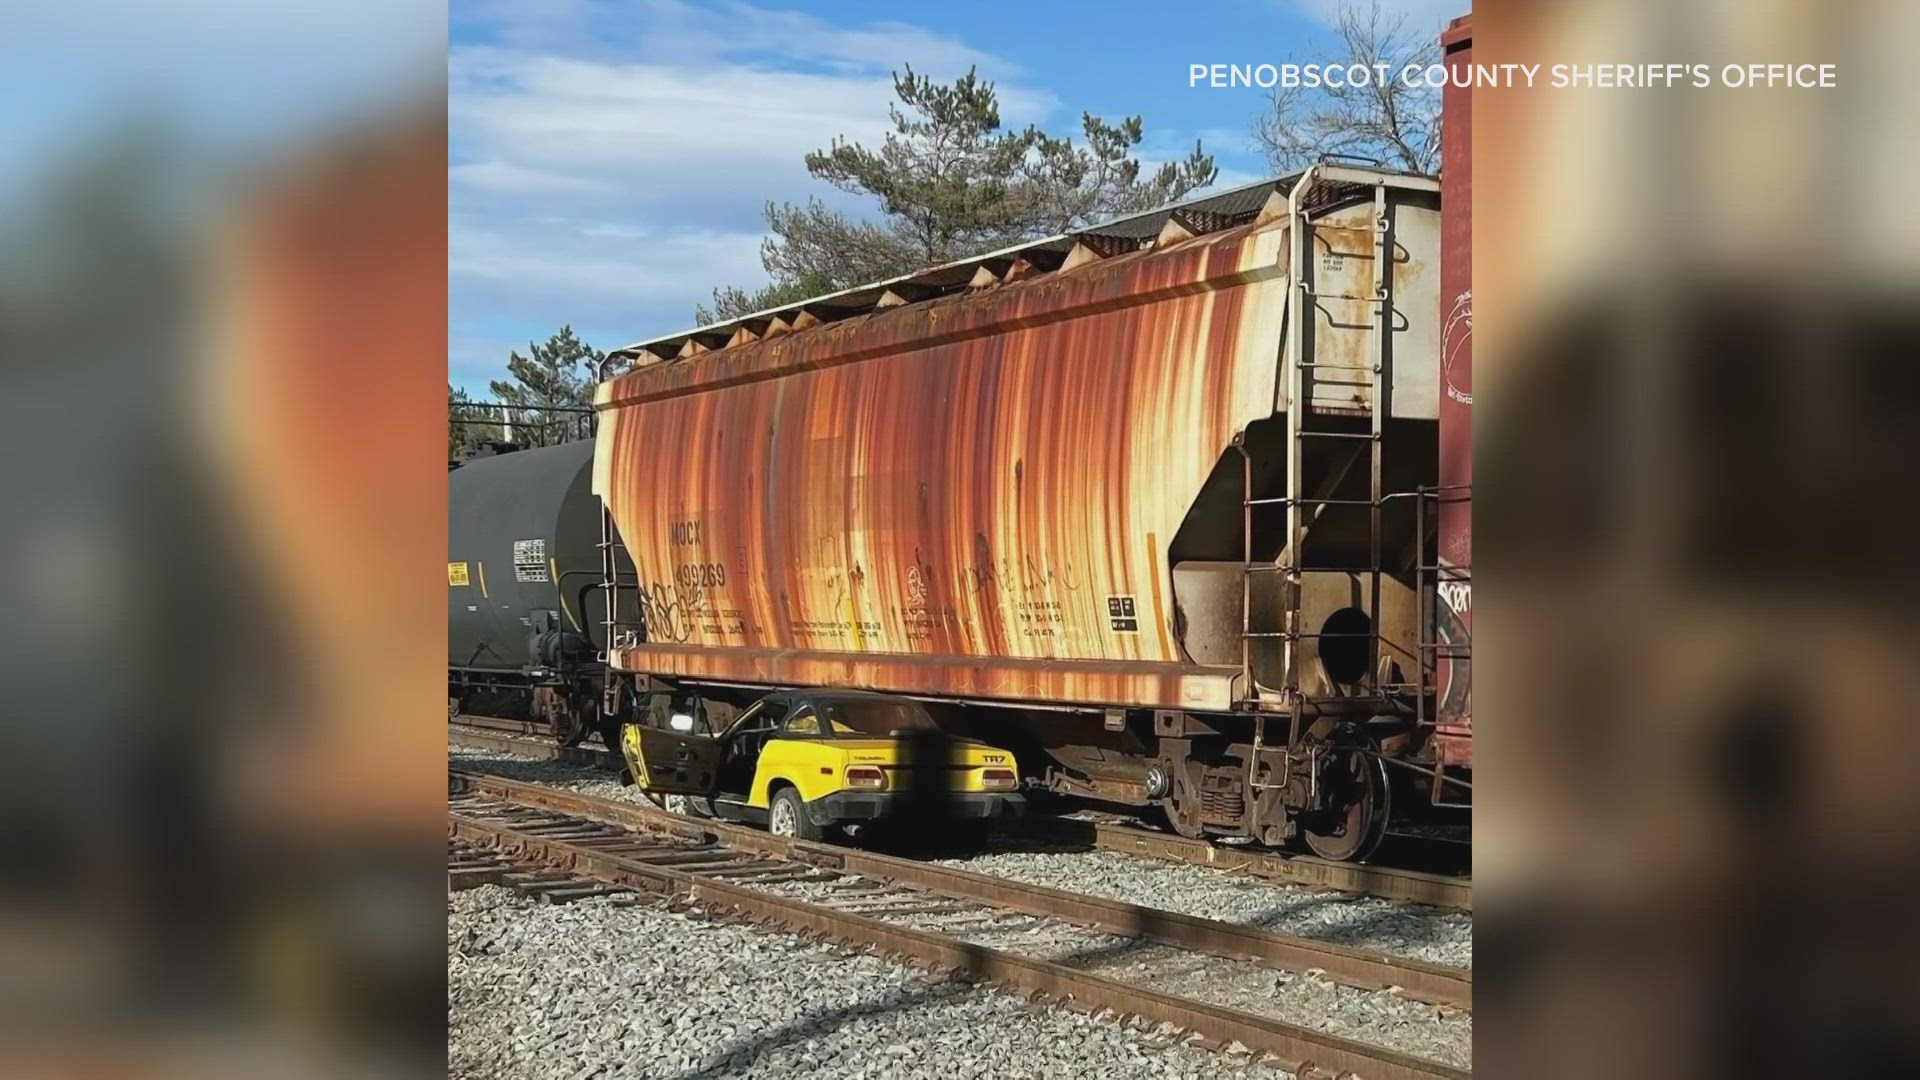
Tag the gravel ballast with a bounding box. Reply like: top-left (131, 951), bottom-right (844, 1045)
top-left (451, 745), bottom-right (1471, 1069)
top-left (450, 886), bottom-right (1261, 1079)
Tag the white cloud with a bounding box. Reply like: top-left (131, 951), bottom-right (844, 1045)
top-left (449, 49), bottom-right (904, 210)
top-left (451, 214), bottom-right (764, 299)
top-left (449, 1), bottom-right (1058, 367)
top-left (448, 46), bottom-right (1055, 212)
top-left (460, 0), bottom-right (1020, 79)
top-left (450, 158), bottom-right (621, 199)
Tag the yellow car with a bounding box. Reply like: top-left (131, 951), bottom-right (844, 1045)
top-left (620, 689), bottom-right (1024, 839)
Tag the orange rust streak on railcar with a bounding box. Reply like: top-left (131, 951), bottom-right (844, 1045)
top-left (595, 221), bottom-right (1290, 712)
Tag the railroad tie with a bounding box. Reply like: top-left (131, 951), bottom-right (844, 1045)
top-left (812, 888), bottom-right (882, 901)
top-left (722, 867), bottom-right (841, 884)
top-left (673, 859), bottom-right (773, 875)
top-left (590, 844), bottom-right (707, 860)
top-left (688, 862), bottom-right (803, 880)
top-left (622, 847), bottom-right (729, 866)
top-left (519, 827), bottom-right (620, 841)
top-left (842, 901), bottom-right (981, 919)
top-left (448, 865), bottom-right (508, 890)
top-left (502, 871), bottom-right (576, 895)
top-left (546, 832), bottom-right (632, 845)
top-left (536, 882), bottom-right (633, 904)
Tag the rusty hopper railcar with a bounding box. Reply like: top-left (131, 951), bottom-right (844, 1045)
top-left (593, 164), bottom-right (1468, 858)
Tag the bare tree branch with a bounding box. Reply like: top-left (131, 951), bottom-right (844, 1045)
top-left (1251, 0), bottom-right (1442, 175)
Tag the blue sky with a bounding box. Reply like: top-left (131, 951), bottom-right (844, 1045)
top-left (448, 0), bottom-right (1462, 393)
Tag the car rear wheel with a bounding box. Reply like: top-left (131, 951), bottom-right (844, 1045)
top-left (768, 788), bottom-right (821, 841)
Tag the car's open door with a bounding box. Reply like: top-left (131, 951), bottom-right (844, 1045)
top-left (620, 698), bottom-right (726, 796)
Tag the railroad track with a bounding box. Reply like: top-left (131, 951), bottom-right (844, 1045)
top-left (450, 719), bottom-right (612, 768)
top-left (450, 768), bottom-right (1469, 1080)
top-left (448, 721), bottom-right (1473, 912)
top-left (450, 712), bottom-right (567, 738)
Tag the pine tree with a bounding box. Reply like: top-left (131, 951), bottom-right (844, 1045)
top-left (701, 67), bottom-right (1217, 321)
top-left (486, 326), bottom-right (603, 447)
top-left (447, 383), bottom-right (483, 462)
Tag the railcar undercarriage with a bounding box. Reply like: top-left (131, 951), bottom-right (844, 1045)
top-left (1019, 707), bottom-right (1468, 863)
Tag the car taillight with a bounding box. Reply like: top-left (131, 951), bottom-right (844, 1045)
top-left (981, 768), bottom-right (1017, 790)
top-left (845, 766), bottom-right (886, 790)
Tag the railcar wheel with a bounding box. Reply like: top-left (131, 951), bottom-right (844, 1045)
top-left (1164, 785), bottom-right (1207, 839)
top-left (1301, 747), bottom-right (1391, 862)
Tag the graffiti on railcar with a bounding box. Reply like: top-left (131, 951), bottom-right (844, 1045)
top-left (1434, 563), bottom-right (1471, 725)
top-left (1443, 289), bottom-right (1472, 406)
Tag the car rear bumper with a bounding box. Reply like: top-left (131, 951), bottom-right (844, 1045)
top-left (807, 790), bottom-right (1026, 826)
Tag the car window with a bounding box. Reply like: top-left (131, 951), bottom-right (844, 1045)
top-left (783, 710), bottom-right (820, 736)
top-left (726, 702), bottom-right (772, 737)
top-left (647, 693), bottom-right (713, 736)
top-left (819, 698), bottom-right (938, 737)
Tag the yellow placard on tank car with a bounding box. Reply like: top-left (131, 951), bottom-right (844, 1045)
top-left (447, 562), bottom-right (470, 586)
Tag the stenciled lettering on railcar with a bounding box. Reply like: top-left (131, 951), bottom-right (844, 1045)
top-left (1016, 598), bottom-right (1065, 639)
top-left (512, 538), bottom-right (549, 583)
top-left (1107, 595), bottom-right (1140, 633)
top-left (790, 618), bottom-right (883, 637)
top-left (673, 562), bottom-right (727, 590)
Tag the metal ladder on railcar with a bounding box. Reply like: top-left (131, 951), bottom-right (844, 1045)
top-left (1237, 168), bottom-right (1398, 794)
top-left (596, 500), bottom-right (645, 722)
top-left (586, 358), bottom-right (646, 731)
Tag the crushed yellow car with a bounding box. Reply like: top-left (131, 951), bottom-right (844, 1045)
top-left (620, 689), bottom-right (1024, 840)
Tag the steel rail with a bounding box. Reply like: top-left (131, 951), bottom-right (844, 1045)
top-left (454, 769), bottom-right (1470, 1010)
top-left (449, 783), bottom-right (1468, 1080)
top-left (447, 724), bottom-right (1472, 910)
